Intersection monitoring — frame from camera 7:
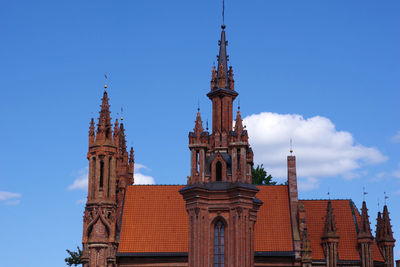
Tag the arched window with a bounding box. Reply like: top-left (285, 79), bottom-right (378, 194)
top-left (216, 161), bottom-right (222, 181)
top-left (214, 221), bottom-right (225, 267)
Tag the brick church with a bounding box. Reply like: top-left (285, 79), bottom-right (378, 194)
top-left (80, 23), bottom-right (396, 267)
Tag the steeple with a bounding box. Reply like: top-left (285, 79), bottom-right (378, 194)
top-left (381, 205), bottom-right (395, 241)
top-left (376, 205), bottom-right (396, 267)
top-left (89, 118), bottom-right (95, 147)
top-left (216, 25), bottom-right (229, 88)
top-left (234, 110), bottom-right (243, 134)
top-left (96, 91), bottom-right (112, 142)
top-left (357, 201), bottom-right (373, 267)
top-left (194, 110), bottom-right (204, 136)
top-left (323, 201), bottom-right (338, 237)
top-left (321, 200), bottom-right (339, 267)
top-left (359, 201), bottom-right (372, 237)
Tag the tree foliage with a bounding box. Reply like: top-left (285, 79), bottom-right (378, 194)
top-left (251, 164), bottom-right (276, 185)
top-left (65, 246), bottom-right (82, 266)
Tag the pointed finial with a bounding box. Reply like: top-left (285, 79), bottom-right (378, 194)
top-left (378, 198), bottom-right (380, 210)
top-left (197, 99), bottom-right (200, 112)
top-left (206, 119), bottom-right (209, 131)
top-left (104, 73), bottom-right (108, 90)
top-left (327, 188), bottom-right (331, 200)
top-left (363, 186), bottom-right (368, 201)
top-left (120, 107), bottom-right (124, 121)
top-left (238, 98), bottom-right (240, 110)
top-left (290, 138), bottom-right (293, 155)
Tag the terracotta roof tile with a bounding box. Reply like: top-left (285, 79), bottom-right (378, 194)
top-left (118, 185), bottom-right (382, 263)
top-left (254, 186), bottom-right (293, 252)
top-left (119, 185), bottom-right (293, 253)
top-left (118, 185), bottom-right (188, 253)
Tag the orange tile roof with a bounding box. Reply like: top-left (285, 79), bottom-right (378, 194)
top-left (301, 200), bottom-right (384, 262)
top-left (118, 185), bottom-right (293, 253)
top-left (254, 186), bottom-right (293, 251)
top-left (118, 185), bottom-right (188, 253)
top-left (118, 185), bottom-right (383, 263)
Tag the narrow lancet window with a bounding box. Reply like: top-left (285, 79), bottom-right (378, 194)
top-left (237, 148), bottom-right (241, 171)
top-left (99, 160), bottom-right (104, 189)
top-left (214, 221), bottom-right (225, 267)
top-left (196, 150), bottom-right (200, 173)
top-left (216, 161), bottom-right (222, 181)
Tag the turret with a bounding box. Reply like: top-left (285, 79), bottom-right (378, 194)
top-left (82, 86), bottom-right (134, 267)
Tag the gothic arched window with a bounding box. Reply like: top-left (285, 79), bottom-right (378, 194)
top-left (214, 220), bottom-right (225, 267)
top-left (216, 161), bottom-right (222, 181)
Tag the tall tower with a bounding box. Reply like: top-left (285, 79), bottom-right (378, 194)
top-left (81, 87), bottom-right (134, 267)
top-left (180, 24), bottom-right (262, 267)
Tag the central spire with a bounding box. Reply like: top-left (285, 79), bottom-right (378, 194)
top-left (217, 25), bottom-right (229, 87)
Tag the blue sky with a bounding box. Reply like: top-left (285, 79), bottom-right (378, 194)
top-left (1, 1), bottom-right (399, 266)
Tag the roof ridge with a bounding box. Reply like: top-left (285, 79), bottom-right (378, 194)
top-left (300, 198), bottom-right (351, 201)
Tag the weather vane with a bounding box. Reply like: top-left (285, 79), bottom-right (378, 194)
top-left (363, 187), bottom-right (368, 201)
top-left (384, 191), bottom-right (389, 205)
top-left (290, 138), bottom-right (293, 155)
top-left (121, 107), bottom-right (124, 121)
top-left (104, 72), bottom-right (108, 91)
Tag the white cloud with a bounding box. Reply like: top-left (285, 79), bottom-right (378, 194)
top-left (0, 191), bottom-right (21, 201)
top-left (391, 131), bottom-right (400, 143)
top-left (243, 112), bottom-right (387, 190)
top-left (68, 164), bottom-right (156, 190)
top-left (5, 200), bottom-right (21, 205)
top-left (392, 164), bottom-right (400, 179)
top-left (76, 198), bottom-right (86, 204)
top-left (0, 191), bottom-right (21, 205)
top-left (134, 173), bottom-right (155, 185)
top-left (68, 167), bottom-right (88, 191)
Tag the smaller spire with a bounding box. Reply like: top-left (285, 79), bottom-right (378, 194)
top-left (358, 201), bottom-right (372, 238)
top-left (89, 118), bottom-right (95, 136)
top-left (89, 118), bottom-right (95, 146)
top-left (375, 211), bottom-right (382, 240)
top-left (96, 91), bottom-right (112, 141)
top-left (381, 205), bottom-right (395, 241)
top-left (323, 201), bottom-right (338, 238)
top-left (113, 119), bottom-right (120, 146)
top-left (129, 147), bottom-right (134, 165)
top-left (234, 110), bottom-right (243, 133)
top-left (119, 122), bottom-right (127, 154)
top-left (194, 110), bottom-right (204, 136)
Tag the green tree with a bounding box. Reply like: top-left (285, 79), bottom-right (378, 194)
top-left (251, 164), bottom-right (276, 185)
top-left (65, 246), bottom-right (82, 266)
